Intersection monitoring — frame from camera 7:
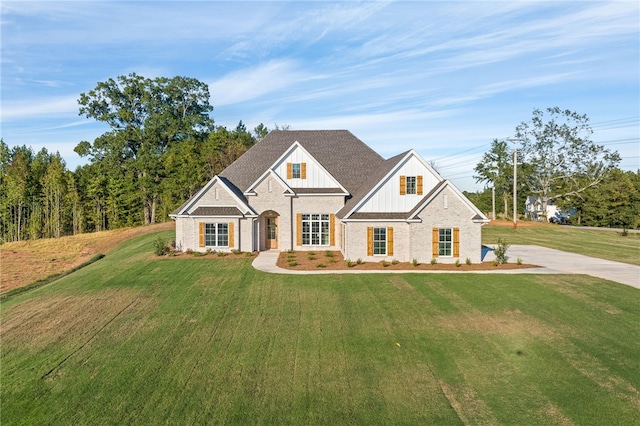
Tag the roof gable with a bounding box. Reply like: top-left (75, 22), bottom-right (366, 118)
top-left (408, 180), bottom-right (489, 222)
top-left (245, 141), bottom-right (347, 194)
top-left (220, 130), bottom-right (384, 194)
top-left (170, 175), bottom-right (256, 217)
top-left (337, 150), bottom-right (443, 218)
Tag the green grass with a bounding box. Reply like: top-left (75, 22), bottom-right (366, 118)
top-left (2, 230), bottom-right (639, 425)
top-left (483, 223), bottom-right (640, 266)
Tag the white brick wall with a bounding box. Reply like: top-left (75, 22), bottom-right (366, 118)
top-left (410, 187), bottom-right (483, 264)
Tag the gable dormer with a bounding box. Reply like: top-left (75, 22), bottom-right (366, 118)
top-left (271, 142), bottom-right (346, 192)
top-left (346, 150), bottom-right (443, 215)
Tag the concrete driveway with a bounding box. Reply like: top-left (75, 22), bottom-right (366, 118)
top-left (253, 246), bottom-right (640, 289)
top-left (493, 245), bottom-right (640, 289)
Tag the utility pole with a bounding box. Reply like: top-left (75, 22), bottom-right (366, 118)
top-left (491, 183), bottom-right (496, 220)
top-left (492, 185), bottom-right (496, 221)
top-left (506, 138), bottom-right (521, 229)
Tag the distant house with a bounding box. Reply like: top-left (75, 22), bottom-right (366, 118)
top-left (170, 130), bottom-right (489, 263)
top-left (524, 195), bottom-right (560, 222)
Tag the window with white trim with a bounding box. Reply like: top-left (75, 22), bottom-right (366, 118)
top-left (373, 227), bottom-right (387, 255)
top-left (406, 176), bottom-right (417, 195)
top-left (205, 223), bottom-right (229, 247)
top-left (291, 163), bottom-right (301, 179)
top-left (438, 228), bottom-right (452, 256)
top-left (301, 214), bottom-right (330, 245)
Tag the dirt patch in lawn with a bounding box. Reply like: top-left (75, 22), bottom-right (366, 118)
top-left (276, 251), bottom-right (538, 271)
top-left (1, 288), bottom-right (155, 350)
top-left (436, 310), bottom-right (550, 338)
top-left (0, 222), bottom-right (174, 294)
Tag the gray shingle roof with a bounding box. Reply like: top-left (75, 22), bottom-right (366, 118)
top-left (190, 206), bottom-right (244, 216)
top-left (220, 130), bottom-right (384, 194)
top-left (291, 188), bottom-right (347, 194)
top-left (348, 212), bottom-right (412, 220)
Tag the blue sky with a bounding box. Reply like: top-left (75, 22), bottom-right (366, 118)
top-left (2, 1), bottom-right (638, 192)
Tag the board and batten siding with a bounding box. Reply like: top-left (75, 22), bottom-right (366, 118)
top-left (357, 155), bottom-right (440, 213)
top-left (273, 146), bottom-right (341, 189)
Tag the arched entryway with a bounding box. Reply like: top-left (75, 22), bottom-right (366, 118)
top-left (261, 210), bottom-right (279, 250)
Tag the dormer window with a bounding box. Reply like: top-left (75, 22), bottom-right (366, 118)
top-left (406, 176), bottom-right (417, 194)
top-left (400, 175), bottom-right (423, 195)
top-left (291, 163), bottom-right (301, 179)
top-left (286, 162), bottom-right (307, 179)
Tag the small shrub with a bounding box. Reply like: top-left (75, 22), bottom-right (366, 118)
top-left (153, 236), bottom-right (168, 256)
top-left (167, 251), bottom-right (176, 257)
top-left (494, 238), bottom-right (510, 264)
top-left (517, 257), bottom-right (523, 265)
top-left (192, 251), bottom-right (203, 257)
top-left (244, 252), bottom-right (253, 257)
top-left (465, 257), bottom-right (472, 265)
top-left (381, 260), bottom-right (389, 267)
top-left (205, 248), bottom-right (212, 255)
top-left (232, 249), bottom-right (241, 255)
top-left (391, 259), bottom-right (399, 265)
top-left (412, 258), bottom-right (419, 267)
top-left (325, 251), bottom-right (334, 258)
top-left (307, 254), bottom-right (316, 260)
top-left (346, 259), bottom-right (354, 267)
top-left (492, 259), bottom-right (499, 266)
top-left (455, 259), bottom-right (461, 267)
top-left (185, 248), bottom-right (194, 255)
top-left (288, 261), bottom-right (298, 267)
top-left (356, 258), bottom-right (363, 265)
top-left (217, 251), bottom-right (227, 257)
top-left (430, 258), bottom-right (437, 265)
top-left (316, 263), bottom-right (326, 268)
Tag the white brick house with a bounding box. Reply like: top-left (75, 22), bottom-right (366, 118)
top-left (170, 130), bottom-right (489, 263)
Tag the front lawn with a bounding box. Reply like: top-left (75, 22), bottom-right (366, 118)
top-left (2, 231), bottom-right (639, 424)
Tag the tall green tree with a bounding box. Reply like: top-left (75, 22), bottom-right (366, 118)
top-left (474, 139), bottom-right (514, 219)
top-left (77, 73), bottom-right (214, 225)
top-left (514, 107), bottom-right (620, 218)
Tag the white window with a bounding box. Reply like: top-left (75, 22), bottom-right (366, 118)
top-left (215, 187), bottom-right (219, 200)
top-left (291, 163), bottom-right (301, 179)
top-left (438, 228), bottom-right (452, 256)
top-left (373, 227), bottom-right (387, 255)
top-left (301, 214), bottom-right (330, 245)
top-left (406, 176), bottom-right (417, 195)
top-left (205, 223), bottom-right (229, 247)
top-left (443, 194), bottom-right (448, 209)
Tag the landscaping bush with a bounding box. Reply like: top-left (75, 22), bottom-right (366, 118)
top-left (153, 236), bottom-right (168, 256)
top-left (494, 238), bottom-right (510, 264)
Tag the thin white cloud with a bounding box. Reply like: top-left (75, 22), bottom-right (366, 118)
top-left (1, 94), bottom-right (79, 119)
top-left (208, 60), bottom-right (305, 106)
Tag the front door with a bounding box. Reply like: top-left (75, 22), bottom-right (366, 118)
top-left (265, 217), bottom-right (278, 249)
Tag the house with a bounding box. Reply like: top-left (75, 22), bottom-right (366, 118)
top-left (170, 130), bottom-right (489, 263)
top-left (525, 196), bottom-right (559, 222)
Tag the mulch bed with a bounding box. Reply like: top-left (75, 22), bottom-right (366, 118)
top-left (276, 251), bottom-right (538, 271)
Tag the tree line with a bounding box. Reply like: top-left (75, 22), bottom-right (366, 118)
top-left (0, 74), bottom-right (271, 243)
top-left (469, 107), bottom-right (639, 229)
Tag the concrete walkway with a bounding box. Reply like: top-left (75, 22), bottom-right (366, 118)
top-left (252, 246), bottom-right (640, 289)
